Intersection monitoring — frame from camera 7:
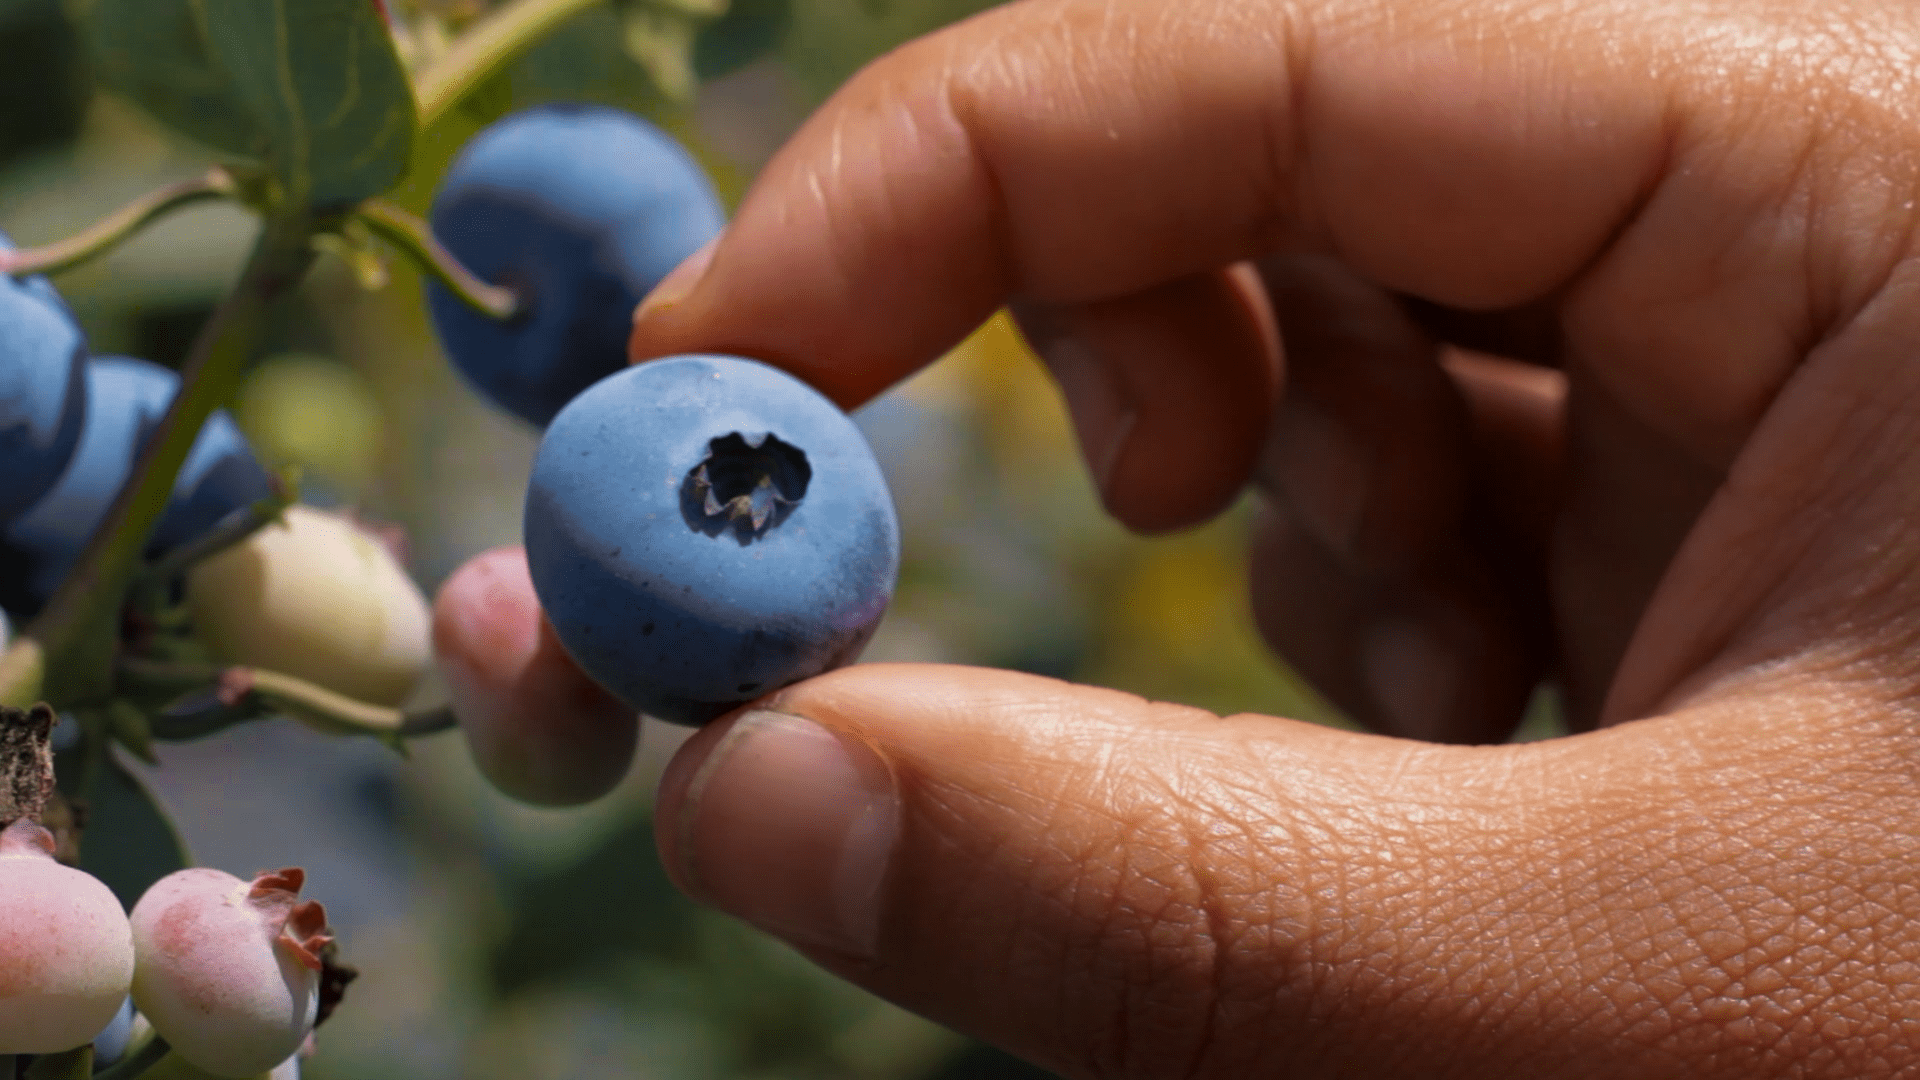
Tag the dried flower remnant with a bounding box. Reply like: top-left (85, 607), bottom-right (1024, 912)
top-left (131, 867), bottom-right (338, 1078)
top-left (0, 702), bottom-right (55, 826)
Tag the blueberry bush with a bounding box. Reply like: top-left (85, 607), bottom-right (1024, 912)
top-left (0, 1), bottom-right (1355, 1077)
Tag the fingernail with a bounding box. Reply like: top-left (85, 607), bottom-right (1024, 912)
top-left (1362, 620), bottom-right (1458, 741)
top-left (1032, 331), bottom-right (1136, 492)
top-left (670, 708), bottom-right (897, 958)
top-left (1256, 403), bottom-right (1369, 553)
top-left (633, 236), bottom-right (719, 326)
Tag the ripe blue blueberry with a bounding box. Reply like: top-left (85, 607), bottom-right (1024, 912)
top-left (0, 356), bottom-right (273, 614)
top-left (426, 104), bottom-right (726, 427)
top-left (0, 230), bottom-right (88, 526)
top-left (91, 996), bottom-right (136, 1065)
top-left (524, 355), bottom-right (899, 725)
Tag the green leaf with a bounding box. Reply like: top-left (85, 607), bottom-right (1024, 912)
top-left (56, 744), bottom-right (192, 910)
top-left (0, 0), bottom-right (49, 21)
top-left (107, 698), bottom-right (159, 765)
top-left (88, 0), bottom-right (266, 161)
top-left (196, 0), bottom-right (418, 208)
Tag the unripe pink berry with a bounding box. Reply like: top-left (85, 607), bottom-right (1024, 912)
top-left (130, 867), bottom-right (332, 1079)
top-left (434, 546), bottom-right (639, 806)
top-left (0, 818), bottom-right (136, 1053)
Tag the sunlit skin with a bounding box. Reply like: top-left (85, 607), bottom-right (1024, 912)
top-left (433, 0), bottom-right (1920, 1075)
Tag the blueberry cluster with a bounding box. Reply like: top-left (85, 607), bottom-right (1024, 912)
top-left (426, 105), bottom-right (902, 728)
top-left (0, 231), bottom-right (274, 621)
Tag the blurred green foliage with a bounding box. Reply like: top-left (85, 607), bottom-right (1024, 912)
top-left (54, 745), bottom-right (191, 911)
top-left (0, 0), bottom-right (88, 170)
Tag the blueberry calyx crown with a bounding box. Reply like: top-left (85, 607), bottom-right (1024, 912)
top-left (681, 431), bottom-right (811, 544)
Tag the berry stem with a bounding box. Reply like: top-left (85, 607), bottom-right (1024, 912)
top-left (115, 658), bottom-right (457, 747)
top-left (134, 470), bottom-right (299, 589)
top-left (412, 0), bottom-right (607, 127)
top-left (354, 198), bottom-right (522, 320)
top-left (0, 214), bottom-right (318, 713)
top-left (0, 169), bottom-right (240, 279)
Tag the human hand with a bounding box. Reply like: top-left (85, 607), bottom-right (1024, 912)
top-left (435, 0), bottom-right (1920, 1074)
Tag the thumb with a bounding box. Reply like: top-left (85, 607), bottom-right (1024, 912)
top-left (654, 662), bottom-right (1920, 1079)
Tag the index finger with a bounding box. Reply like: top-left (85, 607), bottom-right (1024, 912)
top-left (627, 0), bottom-right (1670, 406)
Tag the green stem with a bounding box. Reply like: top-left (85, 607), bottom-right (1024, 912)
top-left (137, 474), bottom-right (297, 588)
top-left (117, 658), bottom-right (458, 745)
top-left (0, 638), bottom-right (44, 711)
top-left (0, 215), bottom-right (317, 713)
top-left (401, 704), bottom-right (459, 737)
top-left (0, 169), bottom-right (238, 278)
top-left (355, 198), bottom-right (521, 319)
top-left (412, 0), bottom-right (606, 127)
top-left (92, 1036), bottom-right (167, 1080)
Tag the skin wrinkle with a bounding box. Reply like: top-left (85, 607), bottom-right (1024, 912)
top-left (1562, 152), bottom-right (1807, 470)
top-left (1555, 6), bottom-right (1920, 484)
top-left (1192, 5), bottom-right (1298, 257)
top-left (1234, 710), bottom-right (1909, 1074)
top-left (1623, 256), bottom-right (1920, 724)
top-left (1681, 11), bottom-right (1914, 338)
top-left (1114, 841), bottom-right (1222, 1078)
top-left (949, 15), bottom-right (1096, 299)
top-left (1313, 0), bottom-right (1667, 305)
top-left (1071, 722), bottom-right (1233, 1078)
top-left (937, 705), bottom-right (1264, 1077)
top-left (1172, 776), bottom-right (1301, 1078)
top-left (1765, 332), bottom-right (1920, 589)
top-left (944, 2), bottom-right (1304, 305)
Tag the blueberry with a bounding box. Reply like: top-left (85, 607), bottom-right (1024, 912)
top-left (90, 996), bottom-right (136, 1066)
top-left (524, 355), bottom-right (900, 724)
top-left (0, 356), bottom-right (274, 614)
top-left (426, 104), bottom-right (726, 427)
top-left (0, 229), bottom-right (88, 526)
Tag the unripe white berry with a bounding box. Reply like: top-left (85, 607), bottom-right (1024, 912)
top-left (130, 867), bottom-right (332, 1079)
top-left (0, 818), bottom-right (136, 1053)
top-left (187, 505), bottom-right (431, 706)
